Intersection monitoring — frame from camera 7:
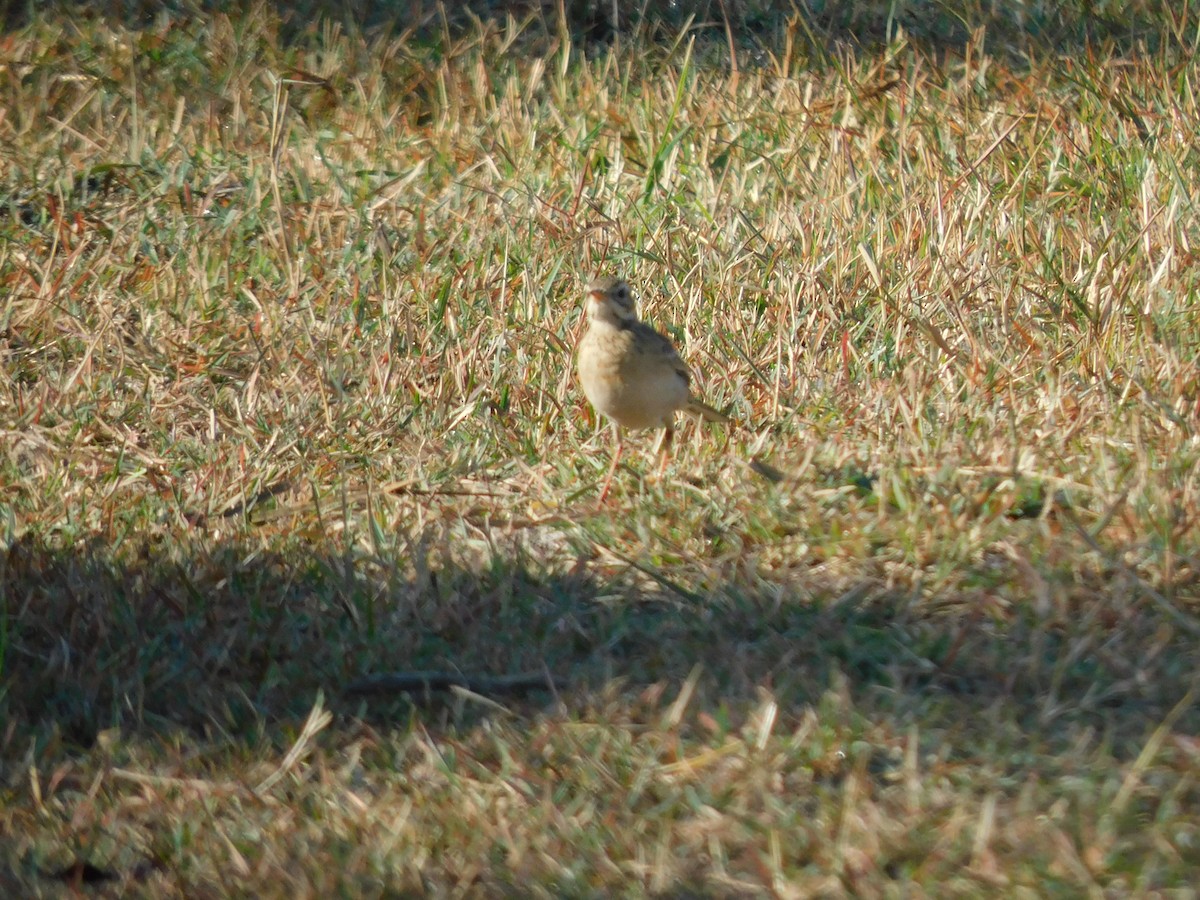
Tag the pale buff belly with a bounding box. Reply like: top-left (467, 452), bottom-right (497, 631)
top-left (578, 336), bottom-right (689, 430)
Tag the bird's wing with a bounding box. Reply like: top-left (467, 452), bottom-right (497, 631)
top-left (635, 323), bottom-right (692, 388)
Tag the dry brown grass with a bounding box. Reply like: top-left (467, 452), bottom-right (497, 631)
top-left (3, 1), bottom-right (1200, 894)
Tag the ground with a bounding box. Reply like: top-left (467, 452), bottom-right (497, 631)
top-left (2, 0), bottom-right (1199, 895)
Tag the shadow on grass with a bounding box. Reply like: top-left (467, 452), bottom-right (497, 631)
top-left (3, 524), bottom-right (1196, 761)
top-left (2, 0), bottom-right (1183, 62)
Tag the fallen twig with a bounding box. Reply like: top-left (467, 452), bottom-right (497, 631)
top-left (345, 670), bottom-right (557, 697)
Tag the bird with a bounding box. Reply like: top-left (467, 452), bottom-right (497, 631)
top-left (576, 276), bottom-right (732, 500)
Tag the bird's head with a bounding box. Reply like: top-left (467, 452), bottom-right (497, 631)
top-left (584, 276), bottom-right (637, 327)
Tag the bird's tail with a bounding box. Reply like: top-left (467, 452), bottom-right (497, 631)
top-left (686, 398), bottom-right (735, 425)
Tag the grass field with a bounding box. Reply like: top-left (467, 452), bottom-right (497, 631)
top-left (3, 0), bottom-right (1200, 894)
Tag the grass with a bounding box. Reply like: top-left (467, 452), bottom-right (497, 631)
top-left (2, 0), bottom-right (1200, 894)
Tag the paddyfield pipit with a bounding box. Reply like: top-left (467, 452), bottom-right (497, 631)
top-left (576, 276), bottom-right (732, 499)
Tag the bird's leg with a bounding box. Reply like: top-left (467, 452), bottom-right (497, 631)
top-left (655, 420), bottom-right (675, 479)
top-left (597, 423), bottom-right (623, 503)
